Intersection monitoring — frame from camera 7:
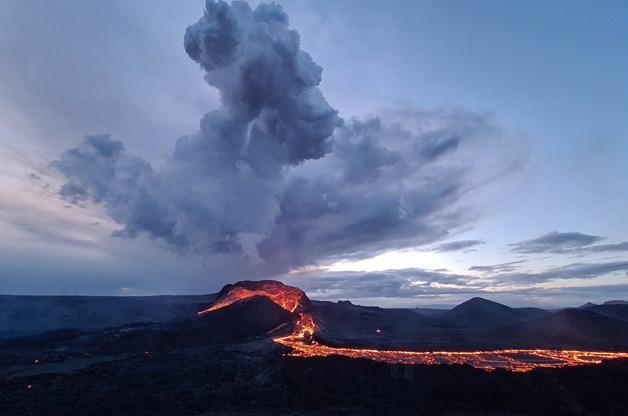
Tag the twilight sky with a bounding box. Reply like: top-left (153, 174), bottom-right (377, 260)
top-left (1, 0), bottom-right (627, 308)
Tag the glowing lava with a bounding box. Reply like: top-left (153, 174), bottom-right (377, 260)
top-left (197, 280), bottom-right (320, 340)
top-left (199, 281), bottom-right (628, 372)
top-left (273, 336), bottom-right (628, 372)
top-left (198, 281), bottom-right (310, 314)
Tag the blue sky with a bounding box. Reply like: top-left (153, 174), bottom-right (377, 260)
top-left (0, 0), bottom-right (626, 307)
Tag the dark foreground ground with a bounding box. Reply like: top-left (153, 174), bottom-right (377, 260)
top-left (3, 339), bottom-right (628, 416)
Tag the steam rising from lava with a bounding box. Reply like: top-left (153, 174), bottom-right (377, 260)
top-left (52, 0), bottom-right (527, 278)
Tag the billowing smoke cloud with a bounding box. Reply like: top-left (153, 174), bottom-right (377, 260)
top-left (258, 108), bottom-right (526, 268)
top-left (182, 0), bottom-right (342, 172)
top-left (53, 0), bottom-right (526, 277)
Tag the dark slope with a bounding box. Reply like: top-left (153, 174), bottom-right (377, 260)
top-left (86, 296), bottom-right (295, 353)
top-left (442, 297), bottom-right (549, 328)
top-left (315, 300), bottom-right (452, 331)
top-left (515, 306), bottom-right (551, 320)
top-left (0, 294), bottom-right (217, 338)
top-left (312, 300), bottom-right (461, 349)
top-left (181, 295), bottom-right (295, 341)
top-left (583, 304), bottom-right (628, 322)
top-left (1, 296), bottom-right (295, 357)
top-left (479, 309), bottom-right (628, 349)
top-left (412, 307), bottom-right (448, 318)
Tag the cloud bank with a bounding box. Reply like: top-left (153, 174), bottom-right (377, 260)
top-left (286, 260), bottom-right (628, 306)
top-left (53, 0), bottom-right (526, 278)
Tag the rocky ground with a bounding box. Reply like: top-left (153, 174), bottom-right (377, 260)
top-left (3, 337), bottom-right (628, 416)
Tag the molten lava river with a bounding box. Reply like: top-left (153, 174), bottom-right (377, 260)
top-left (198, 285), bottom-right (628, 372)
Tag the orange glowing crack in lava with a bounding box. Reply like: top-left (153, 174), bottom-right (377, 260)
top-left (198, 285), bottom-right (628, 372)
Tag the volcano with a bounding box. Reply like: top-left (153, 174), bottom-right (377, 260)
top-left (5, 280), bottom-right (628, 416)
top-left (197, 280), bottom-right (320, 342)
top-left (186, 280), bottom-right (628, 372)
top-left (197, 280), bottom-right (313, 315)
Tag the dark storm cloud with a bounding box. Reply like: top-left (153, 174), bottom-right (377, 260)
top-left (509, 231), bottom-right (603, 254)
top-left (469, 260), bottom-right (526, 274)
top-left (430, 239), bottom-right (485, 253)
top-left (53, 0), bottom-right (526, 277)
top-left (52, 135), bottom-right (186, 248)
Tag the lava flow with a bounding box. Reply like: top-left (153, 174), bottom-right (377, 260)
top-left (274, 337), bottom-right (628, 372)
top-left (199, 281), bottom-right (628, 372)
top-left (197, 280), bottom-right (310, 314)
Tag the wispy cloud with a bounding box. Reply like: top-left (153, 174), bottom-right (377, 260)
top-left (490, 261), bottom-right (628, 284)
top-left (509, 231), bottom-right (628, 256)
top-left (585, 242), bottom-right (628, 253)
top-left (429, 239), bottom-right (485, 253)
top-left (509, 231), bottom-right (602, 254)
top-left (469, 260), bottom-right (526, 274)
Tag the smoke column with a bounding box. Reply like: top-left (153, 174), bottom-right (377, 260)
top-left (53, 0), bottom-right (526, 277)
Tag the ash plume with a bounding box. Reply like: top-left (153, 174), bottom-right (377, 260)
top-left (53, 0), bottom-right (526, 277)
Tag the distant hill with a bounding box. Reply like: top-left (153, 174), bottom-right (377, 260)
top-left (582, 304), bottom-right (628, 323)
top-left (412, 308), bottom-right (448, 318)
top-left (312, 300), bottom-right (457, 349)
top-left (0, 293), bottom-right (217, 338)
top-left (603, 300), bottom-right (628, 306)
top-left (481, 309), bottom-right (628, 349)
top-left (442, 297), bottom-right (549, 328)
top-left (314, 300), bottom-right (451, 331)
